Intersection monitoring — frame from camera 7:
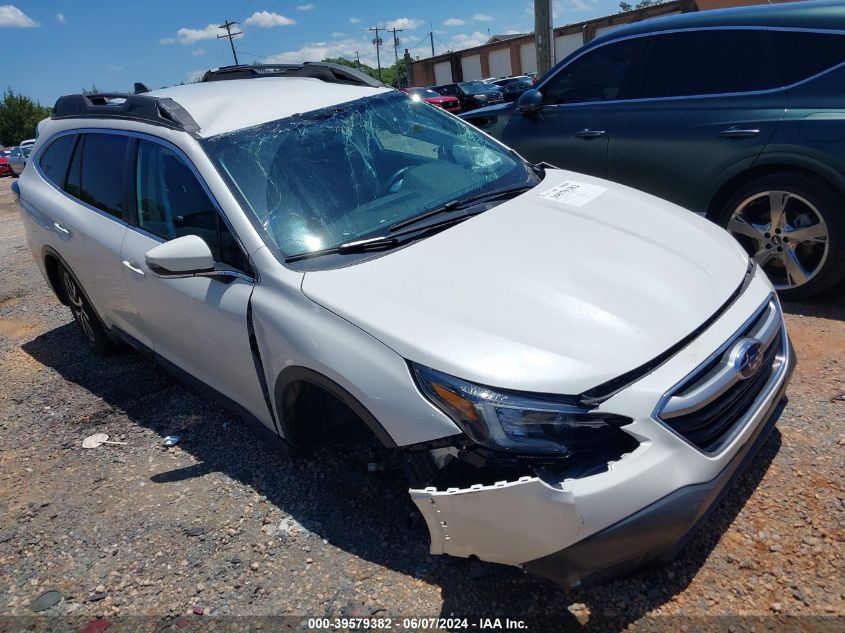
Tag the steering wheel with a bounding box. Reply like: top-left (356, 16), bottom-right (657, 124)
top-left (385, 166), bottom-right (413, 193)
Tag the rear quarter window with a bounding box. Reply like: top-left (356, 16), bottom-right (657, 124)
top-left (39, 134), bottom-right (76, 188)
top-left (770, 30), bottom-right (845, 85)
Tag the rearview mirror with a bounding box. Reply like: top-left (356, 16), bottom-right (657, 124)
top-left (517, 89), bottom-right (543, 115)
top-left (145, 235), bottom-right (214, 276)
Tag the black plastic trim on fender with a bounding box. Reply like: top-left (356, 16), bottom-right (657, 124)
top-left (246, 300), bottom-right (281, 436)
top-left (40, 246), bottom-right (113, 334)
top-left (274, 367), bottom-right (397, 448)
top-left (525, 344), bottom-right (794, 588)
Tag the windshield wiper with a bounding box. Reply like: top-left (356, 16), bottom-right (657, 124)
top-left (285, 236), bottom-right (400, 262)
top-left (285, 183), bottom-right (537, 263)
top-left (389, 183), bottom-right (536, 233)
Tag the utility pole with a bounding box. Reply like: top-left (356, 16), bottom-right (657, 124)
top-left (391, 27), bottom-right (403, 88)
top-left (391, 28), bottom-right (403, 65)
top-left (355, 51), bottom-right (361, 69)
top-left (429, 23), bottom-right (435, 57)
top-left (534, 0), bottom-right (554, 76)
top-left (218, 20), bottom-right (242, 66)
top-left (367, 26), bottom-right (383, 81)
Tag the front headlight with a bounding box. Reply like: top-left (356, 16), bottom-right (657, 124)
top-left (411, 363), bottom-right (634, 456)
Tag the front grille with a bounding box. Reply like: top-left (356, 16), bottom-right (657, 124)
top-left (657, 299), bottom-right (786, 454)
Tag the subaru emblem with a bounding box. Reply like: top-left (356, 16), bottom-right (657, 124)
top-left (729, 338), bottom-right (764, 380)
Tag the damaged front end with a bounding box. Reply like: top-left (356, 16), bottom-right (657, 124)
top-left (402, 362), bottom-right (641, 580)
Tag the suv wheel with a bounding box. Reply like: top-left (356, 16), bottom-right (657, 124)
top-left (719, 173), bottom-right (845, 300)
top-left (59, 264), bottom-right (116, 355)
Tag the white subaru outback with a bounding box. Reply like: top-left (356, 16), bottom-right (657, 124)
top-left (14, 63), bottom-right (794, 587)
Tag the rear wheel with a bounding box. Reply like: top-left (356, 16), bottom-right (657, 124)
top-left (59, 264), bottom-right (116, 355)
top-left (718, 173), bottom-right (845, 300)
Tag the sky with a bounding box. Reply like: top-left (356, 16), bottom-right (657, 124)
top-left (1, 0), bottom-right (624, 105)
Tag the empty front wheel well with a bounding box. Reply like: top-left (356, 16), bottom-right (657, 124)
top-left (706, 165), bottom-right (843, 221)
top-left (275, 367), bottom-right (396, 449)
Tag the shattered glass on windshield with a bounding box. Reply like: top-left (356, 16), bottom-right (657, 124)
top-left (202, 92), bottom-right (528, 257)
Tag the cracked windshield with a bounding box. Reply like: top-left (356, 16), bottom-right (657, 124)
top-left (202, 91), bottom-right (530, 258)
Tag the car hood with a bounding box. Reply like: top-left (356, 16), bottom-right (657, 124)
top-left (301, 169), bottom-right (750, 395)
top-left (425, 96), bottom-right (458, 103)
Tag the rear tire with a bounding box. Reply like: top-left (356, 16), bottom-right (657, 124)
top-left (58, 264), bottom-right (116, 355)
top-left (717, 172), bottom-right (845, 300)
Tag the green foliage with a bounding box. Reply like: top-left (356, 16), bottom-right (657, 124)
top-left (322, 56), bottom-right (409, 88)
top-left (620, 0), bottom-right (659, 10)
top-left (0, 89), bottom-right (51, 147)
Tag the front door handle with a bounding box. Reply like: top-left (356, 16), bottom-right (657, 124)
top-left (122, 260), bottom-right (145, 276)
top-left (575, 128), bottom-right (606, 139)
top-left (718, 127), bottom-right (760, 139)
top-left (53, 222), bottom-right (70, 235)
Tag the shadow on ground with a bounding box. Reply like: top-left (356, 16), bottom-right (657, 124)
top-left (781, 279), bottom-right (845, 321)
top-left (22, 323), bottom-right (782, 630)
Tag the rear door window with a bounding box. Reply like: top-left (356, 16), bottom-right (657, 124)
top-left (65, 133), bottom-right (130, 220)
top-left (770, 30), bottom-right (845, 85)
top-left (39, 134), bottom-right (76, 187)
top-left (637, 30), bottom-right (778, 98)
top-left (542, 37), bottom-right (649, 105)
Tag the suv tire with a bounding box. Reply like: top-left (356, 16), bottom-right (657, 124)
top-left (59, 263), bottom-right (117, 355)
top-left (718, 172), bottom-right (845, 301)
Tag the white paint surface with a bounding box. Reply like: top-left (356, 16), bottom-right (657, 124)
top-left (487, 47), bottom-right (512, 78)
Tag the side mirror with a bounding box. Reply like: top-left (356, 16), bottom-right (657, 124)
top-left (517, 89), bottom-right (543, 115)
top-left (145, 234), bottom-right (214, 276)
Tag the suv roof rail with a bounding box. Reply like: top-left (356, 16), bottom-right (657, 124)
top-left (51, 93), bottom-right (200, 135)
top-left (200, 62), bottom-right (386, 88)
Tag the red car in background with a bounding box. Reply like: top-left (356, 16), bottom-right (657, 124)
top-left (0, 150), bottom-right (12, 177)
top-left (401, 87), bottom-right (461, 114)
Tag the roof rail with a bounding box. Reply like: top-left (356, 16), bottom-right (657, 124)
top-left (51, 93), bottom-right (200, 136)
top-left (200, 62), bottom-right (386, 88)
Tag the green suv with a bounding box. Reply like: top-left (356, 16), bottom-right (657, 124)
top-left (463, 0), bottom-right (845, 299)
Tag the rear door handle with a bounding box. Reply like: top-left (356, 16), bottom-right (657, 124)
top-left (718, 127), bottom-right (760, 139)
top-left (122, 260), bottom-right (145, 276)
top-left (575, 129), bottom-right (606, 139)
top-left (53, 222), bottom-right (70, 235)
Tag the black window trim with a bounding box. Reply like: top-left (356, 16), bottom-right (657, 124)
top-left (34, 129), bottom-right (134, 227)
top-left (33, 127), bottom-right (256, 281)
top-left (537, 25), bottom-right (845, 107)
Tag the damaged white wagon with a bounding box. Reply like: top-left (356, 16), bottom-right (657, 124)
top-left (15, 63), bottom-right (794, 587)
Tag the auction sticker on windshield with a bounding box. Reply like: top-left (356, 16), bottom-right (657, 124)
top-left (538, 181), bottom-right (607, 207)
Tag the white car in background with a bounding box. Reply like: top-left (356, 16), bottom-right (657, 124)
top-left (13, 63), bottom-right (794, 587)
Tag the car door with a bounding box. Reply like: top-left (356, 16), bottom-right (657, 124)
top-left (119, 136), bottom-right (271, 425)
top-left (499, 36), bottom-right (649, 178)
top-left (42, 132), bottom-right (146, 344)
top-left (607, 29), bottom-right (787, 213)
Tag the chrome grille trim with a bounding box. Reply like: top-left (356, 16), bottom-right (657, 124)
top-left (655, 295), bottom-right (788, 455)
top-left (661, 301), bottom-right (781, 419)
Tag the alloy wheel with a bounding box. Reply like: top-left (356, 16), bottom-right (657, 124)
top-left (727, 190), bottom-right (829, 291)
top-left (62, 271), bottom-right (96, 343)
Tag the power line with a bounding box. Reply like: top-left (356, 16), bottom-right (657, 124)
top-left (218, 20), bottom-right (243, 65)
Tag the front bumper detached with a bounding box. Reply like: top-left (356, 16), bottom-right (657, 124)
top-left (525, 377), bottom-right (789, 587)
top-left (409, 318), bottom-right (795, 587)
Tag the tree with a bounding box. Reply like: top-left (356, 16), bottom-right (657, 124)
top-left (322, 56), bottom-right (408, 88)
top-left (0, 90), bottom-right (51, 147)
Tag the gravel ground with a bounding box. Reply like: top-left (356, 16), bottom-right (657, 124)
top-left (0, 176), bottom-right (843, 632)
